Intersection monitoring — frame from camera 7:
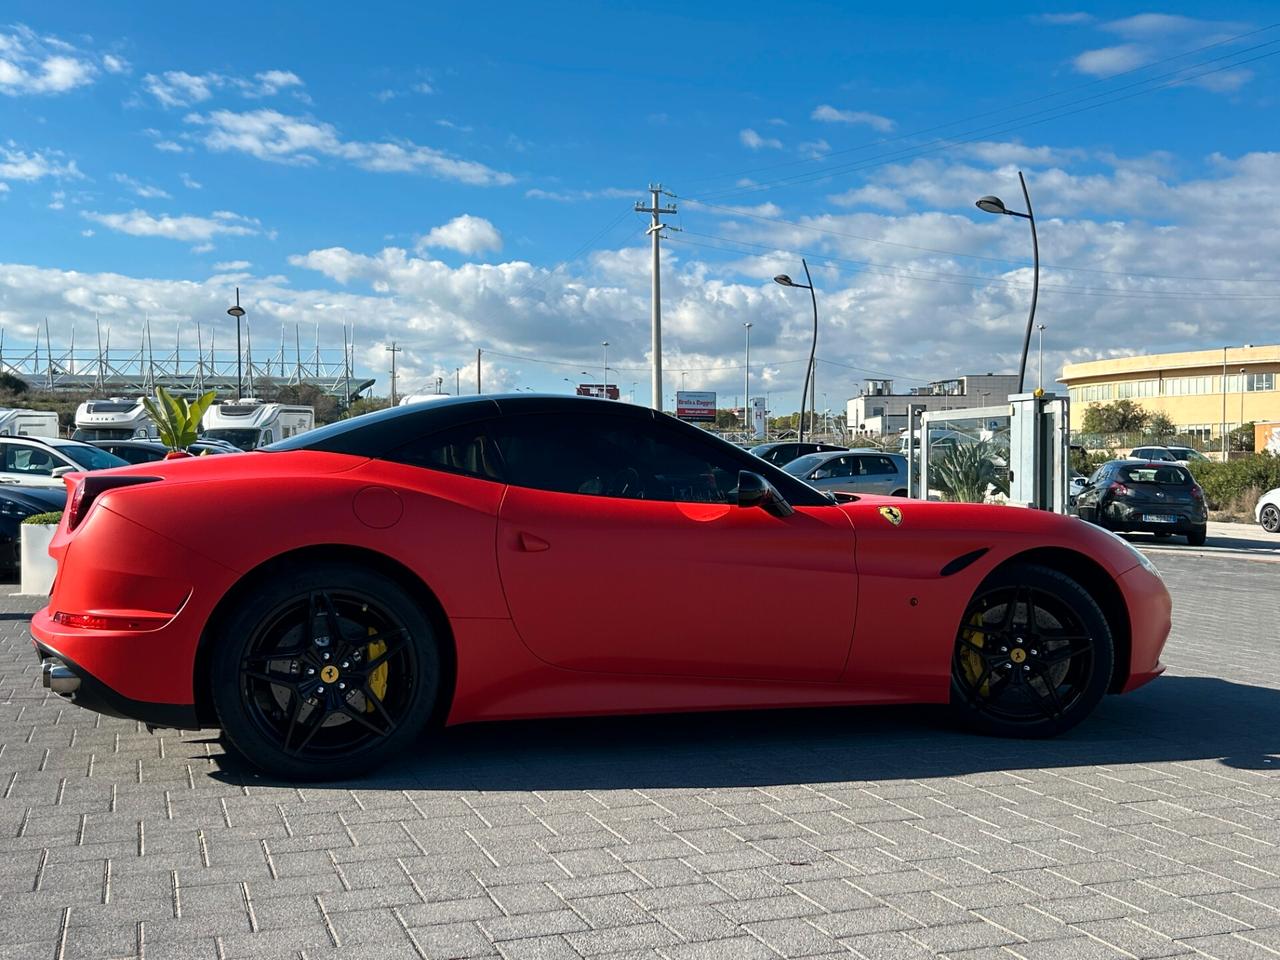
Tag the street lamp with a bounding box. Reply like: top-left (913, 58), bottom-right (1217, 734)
top-left (976, 171), bottom-right (1039, 394)
top-left (226, 287), bottom-right (246, 400)
top-left (1037, 323), bottom-right (1046, 392)
top-left (774, 259), bottom-right (818, 443)
top-left (743, 321), bottom-right (753, 437)
top-left (601, 340), bottom-right (609, 399)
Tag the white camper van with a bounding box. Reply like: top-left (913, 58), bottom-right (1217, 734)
top-left (72, 397), bottom-right (157, 441)
top-left (0, 407), bottom-right (60, 438)
top-left (201, 400), bottom-right (315, 450)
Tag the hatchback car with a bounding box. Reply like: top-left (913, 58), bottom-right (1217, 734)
top-left (1075, 460), bottom-right (1208, 545)
top-left (783, 449), bottom-right (908, 496)
top-left (1128, 445), bottom-right (1210, 464)
top-left (0, 485), bottom-right (66, 576)
top-left (0, 436), bottom-right (128, 488)
top-left (89, 439), bottom-right (243, 464)
top-left (1257, 487), bottom-right (1280, 533)
top-left (749, 441), bottom-right (846, 467)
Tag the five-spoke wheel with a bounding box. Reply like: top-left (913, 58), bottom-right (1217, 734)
top-left (211, 563), bottom-right (439, 780)
top-left (1260, 504), bottom-right (1279, 534)
top-left (950, 564), bottom-right (1113, 738)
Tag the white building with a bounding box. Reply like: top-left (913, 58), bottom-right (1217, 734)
top-left (847, 374), bottom-right (1020, 437)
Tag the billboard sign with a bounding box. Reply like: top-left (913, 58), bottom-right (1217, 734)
top-left (675, 391), bottom-right (716, 422)
top-left (751, 396), bottom-right (767, 439)
top-left (576, 383), bottom-right (620, 400)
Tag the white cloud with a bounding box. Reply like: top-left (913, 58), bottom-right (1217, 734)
top-left (0, 146), bottom-right (80, 186)
top-left (81, 208), bottom-right (261, 241)
top-left (1072, 44), bottom-right (1148, 77)
top-left (416, 215), bottom-right (502, 256)
top-left (153, 140), bottom-right (186, 153)
top-left (112, 173), bottom-right (172, 199)
top-left (1072, 16), bottom-right (1254, 93)
top-left (180, 172), bottom-right (202, 190)
top-left (47, 190), bottom-right (64, 209)
top-left (1036, 12), bottom-right (1093, 25)
top-left (411, 81), bottom-right (434, 94)
top-left (79, 228), bottom-right (92, 236)
top-left (811, 105), bottom-right (895, 132)
top-left (101, 54), bottom-right (130, 75)
top-left (525, 186), bottom-right (633, 202)
top-left (212, 260), bottom-right (251, 271)
top-left (797, 139), bottom-right (830, 159)
top-left (144, 68), bottom-right (306, 107)
top-left (740, 128), bottom-right (782, 151)
top-left (184, 108), bottom-right (515, 185)
top-left (0, 26), bottom-right (101, 96)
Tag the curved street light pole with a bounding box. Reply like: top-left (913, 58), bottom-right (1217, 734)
top-left (774, 258), bottom-right (818, 443)
top-left (226, 287), bottom-right (246, 401)
top-left (976, 171), bottom-right (1038, 393)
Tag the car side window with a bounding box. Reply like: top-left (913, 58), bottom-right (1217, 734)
top-left (864, 456), bottom-right (897, 475)
top-left (827, 456), bottom-right (855, 478)
top-left (493, 412), bottom-right (736, 504)
top-left (386, 421), bottom-right (504, 481)
top-left (2, 443), bottom-right (56, 475)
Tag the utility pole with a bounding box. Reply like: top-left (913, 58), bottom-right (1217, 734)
top-left (455, 366), bottom-right (461, 395)
top-left (387, 342), bottom-right (402, 406)
top-left (635, 184), bottom-right (677, 411)
top-left (743, 322), bottom-right (752, 434)
top-left (476, 348), bottom-right (482, 394)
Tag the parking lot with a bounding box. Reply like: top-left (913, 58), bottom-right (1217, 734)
top-left (2, 551), bottom-right (1280, 960)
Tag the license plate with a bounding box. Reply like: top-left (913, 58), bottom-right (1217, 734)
top-left (1142, 514), bottom-right (1178, 523)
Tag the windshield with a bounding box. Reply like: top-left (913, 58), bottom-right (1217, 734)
top-left (72, 427), bottom-right (137, 441)
top-left (783, 454), bottom-right (825, 476)
top-left (1119, 465), bottom-right (1192, 485)
top-left (1167, 447), bottom-right (1208, 462)
top-left (204, 429), bottom-right (262, 451)
top-left (59, 445), bottom-right (129, 470)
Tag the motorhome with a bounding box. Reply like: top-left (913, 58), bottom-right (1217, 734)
top-left (0, 407), bottom-right (59, 438)
top-left (72, 397), bottom-right (157, 441)
top-left (201, 400), bottom-right (314, 450)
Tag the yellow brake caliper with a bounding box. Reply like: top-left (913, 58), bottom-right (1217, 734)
top-left (366, 626), bottom-right (388, 712)
top-left (960, 612), bottom-right (990, 696)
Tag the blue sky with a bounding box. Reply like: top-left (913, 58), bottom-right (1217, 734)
top-left (1, 2), bottom-right (1278, 408)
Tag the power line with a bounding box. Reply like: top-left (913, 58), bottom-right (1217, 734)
top-left (680, 22), bottom-right (1280, 192)
top-left (686, 42), bottom-right (1280, 202)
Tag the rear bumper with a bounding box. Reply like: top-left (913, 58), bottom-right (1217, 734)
top-left (1104, 503), bottom-right (1205, 533)
top-left (31, 637), bottom-right (200, 728)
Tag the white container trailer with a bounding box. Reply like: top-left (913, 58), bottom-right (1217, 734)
top-left (72, 397), bottom-right (157, 441)
top-left (201, 400), bottom-right (314, 450)
top-left (0, 407), bottom-right (60, 438)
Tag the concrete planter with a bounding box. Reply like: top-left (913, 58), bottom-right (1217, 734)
top-left (20, 523), bottom-right (58, 596)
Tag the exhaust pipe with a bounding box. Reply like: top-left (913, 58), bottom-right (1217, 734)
top-left (40, 658), bottom-right (81, 696)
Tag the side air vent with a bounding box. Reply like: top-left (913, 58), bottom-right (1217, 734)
top-left (940, 548), bottom-right (989, 578)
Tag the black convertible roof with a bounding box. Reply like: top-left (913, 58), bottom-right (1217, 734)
top-left (266, 394), bottom-right (654, 458)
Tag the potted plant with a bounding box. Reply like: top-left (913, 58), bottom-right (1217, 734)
top-left (20, 511), bottom-right (62, 595)
top-left (142, 386), bottom-right (217, 458)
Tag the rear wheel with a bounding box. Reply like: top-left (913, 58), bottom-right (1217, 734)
top-left (950, 564), bottom-right (1113, 738)
top-left (210, 563), bottom-right (439, 781)
top-left (1187, 525), bottom-right (1207, 546)
top-left (1260, 504), bottom-right (1280, 534)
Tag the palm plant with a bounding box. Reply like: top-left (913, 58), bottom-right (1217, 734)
top-left (142, 386), bottom-right (218, 452)
top-left (933, 440), bottom-right (1010, 503)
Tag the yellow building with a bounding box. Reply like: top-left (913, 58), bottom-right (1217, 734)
top-left (1060, 344), bottom-right (1280, 441)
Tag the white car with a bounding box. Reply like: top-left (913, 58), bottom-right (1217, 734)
top-left (0, 435), bottom-right (128, 488)
top-left (1127, 445), bottom-right (1211, 465)
top-left (1257, 487), bottom-right (1280, 534)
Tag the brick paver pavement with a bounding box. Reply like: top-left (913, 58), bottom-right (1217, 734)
top-left (3, 553), bottom-right (1280, 959)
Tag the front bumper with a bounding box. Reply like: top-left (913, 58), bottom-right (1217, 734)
top-left (1116, 561), bottom-right (1171, 693)
top-left (32, 638), bottom-right (200, 728)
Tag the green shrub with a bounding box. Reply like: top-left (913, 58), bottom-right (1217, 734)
top-left (933, 440), bottom-right (1010, 503)
top-left (1187, 455), bottom-right (1280, 511)
top-left (22, 511), bottom-right (62, 525)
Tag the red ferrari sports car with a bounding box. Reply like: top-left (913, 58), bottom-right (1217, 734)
top-left (33, 395), bottom-right (1170, 780)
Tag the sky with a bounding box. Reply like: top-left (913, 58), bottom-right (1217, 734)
top-left (1, 2), bottom-right (1278, 411)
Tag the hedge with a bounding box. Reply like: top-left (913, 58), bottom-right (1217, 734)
top-left (1187, 455), bottom-right (1280, 511)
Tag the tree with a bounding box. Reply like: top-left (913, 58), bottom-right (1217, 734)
top-left (714, 409), bottom-right (740, 429)
top-left (1147, 411), bottom-right (1176, 438)
top-left (0, 372), bottom-right (29, 395)
top-left (276, 382), bottom-right (340, 424)
top-left (1080, 399), bottom-right (1149, 434)
top-left (142, 386), bottom-right (217, 451)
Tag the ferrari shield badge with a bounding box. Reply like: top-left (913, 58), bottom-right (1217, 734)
top-left (878, 506), bottom-right (903, 527)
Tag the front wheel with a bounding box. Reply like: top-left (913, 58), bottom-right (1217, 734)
top-left (1260, 504), bottom-right (1280, 534)
top-left (950, 564), bottom-right (1114, 738)
top-left (210, 563), bottom-right (440, 781)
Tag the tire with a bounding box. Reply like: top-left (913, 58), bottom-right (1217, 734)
top-left (950, 563), bottom-right (1114, 739)
top-left (1187, 526), bottom-right (1207, 546)
top-left (1261, 504), bottom-right (1280, 534)
top-left (210, 562), bottom-right (440, 781)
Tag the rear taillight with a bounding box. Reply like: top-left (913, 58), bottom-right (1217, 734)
top-left (53, 611), bottom-right (170, 631)
top-left (1108, 481), bottom-right (1130, 496)
top-left (1191, 485), bottom-right (1204, 501)
top-left (66, 474), bottom-right (162, 530)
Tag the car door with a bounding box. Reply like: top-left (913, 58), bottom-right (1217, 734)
top-left (854, 454), bottom-right (897, 494)
top-left (495, 411), bottom-right (859, 682)
top-left (808, 455), bottom-right (858, 494)
top-left (0, 442), bottom-right (65, 488)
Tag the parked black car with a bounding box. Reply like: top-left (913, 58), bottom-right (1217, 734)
top-left (749, 441), bottom-right (847, 467)
top-left (89, 439), bottom-right (243, 463)
top-left (0, 485), bottom-right (67, 576)
top-left (1074, 460), bottom-right (1208, 545)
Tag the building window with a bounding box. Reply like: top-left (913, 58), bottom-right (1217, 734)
top-left (1162, 376), bottom-right (1215, 397)
top-left (1117, 379), bottom-right (1157, 399)
top-left (1074, 383), bottom-right (1114, 402)
top-left (1249, 372), bottom-right (1275, 392)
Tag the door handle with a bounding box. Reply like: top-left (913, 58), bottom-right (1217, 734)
top-left (518, 532), bottom-right (550, 552)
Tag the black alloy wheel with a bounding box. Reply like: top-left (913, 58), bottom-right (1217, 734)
top-left (211, 564), bottom-right (439, 780)
top-left (1260, 504), bottom-right (1279, 534)
top-left (950, 564), bottom-right (1113, 738)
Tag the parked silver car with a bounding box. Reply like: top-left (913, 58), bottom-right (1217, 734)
top-left (783, 449), bottom-right (908, 496)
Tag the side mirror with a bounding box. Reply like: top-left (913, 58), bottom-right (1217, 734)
top-left (50, 466), bottom-right (75, 479)
top-left (811, 468), bottom-right (831, 480)
top-left (737, 471), bottom-right (795, 517)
